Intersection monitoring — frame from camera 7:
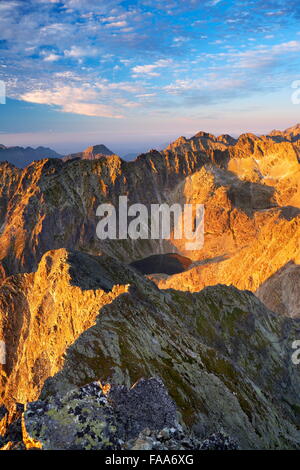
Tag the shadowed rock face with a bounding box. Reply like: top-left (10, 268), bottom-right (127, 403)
top-left (1, 249), bottom-right (300, 450)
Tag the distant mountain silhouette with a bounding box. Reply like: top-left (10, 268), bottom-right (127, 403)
top-left (0, 145), bottom-right (61, 168)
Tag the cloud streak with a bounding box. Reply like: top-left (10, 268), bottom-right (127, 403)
top-left (21, 86), bottom-right (124, 118)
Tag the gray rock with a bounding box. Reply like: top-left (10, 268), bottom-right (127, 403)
top-left (199, 432), bottom-right (238, 450)
top-left (108, 377), bottom-right (177, 440)
top-left (24, 378), bottom-right (177, 450)
top-left (23, 376), bottom-right (239, 451)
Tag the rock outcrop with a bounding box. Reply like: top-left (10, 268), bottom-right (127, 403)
top-left (256, 261), bottom-right (300, 318)
top-left (21, 378), bottom-right (238, 450)
top-left (23, 378), bottom-right (177, 450)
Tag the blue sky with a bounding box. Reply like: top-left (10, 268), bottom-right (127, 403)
top-left (0, 0), bottom-right (300, 155)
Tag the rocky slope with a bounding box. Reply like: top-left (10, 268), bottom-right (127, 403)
top-left (0, 249), bottom-right (299, 449)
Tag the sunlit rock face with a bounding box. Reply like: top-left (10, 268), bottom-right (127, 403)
top-left (1, 249), bottom-right (300, 450)
top-left (267, 123), bottom-right (300, 142)
top-left (143, 132), bottom-right (300, 315)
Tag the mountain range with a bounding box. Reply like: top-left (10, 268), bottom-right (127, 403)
top-left (1, 123), bottom-right (300, 168)
top-left (0, 124), bottom-right (299, 450)
top-left (0, 145), bottom-right (61, 168)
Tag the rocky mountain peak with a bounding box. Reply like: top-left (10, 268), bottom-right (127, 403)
top-left (83, 144), bottom-right (114, 158)
top-left (63, 144), bottom-right (116, 162)
top-left (285, 123), bottom-right (300, 132)
top-left (237, 132), bottom-right (261, 142)
top-left (216, 134), bottom-right (237, 145)
top-left (193, 131), bottom-right (216, 140)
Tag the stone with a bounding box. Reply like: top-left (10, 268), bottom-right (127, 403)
top-left (23, 378), bottom-right (177, 450)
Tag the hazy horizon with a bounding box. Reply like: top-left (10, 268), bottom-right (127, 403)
top-left (1, 119), bottom-right (300, 157)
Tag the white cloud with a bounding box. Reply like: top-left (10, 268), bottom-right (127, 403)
top-left (266, 10), bottom-right (285, 16)
top-left (0, 1), bottom-right (20, 12)
top-left (132, 59), bottom-right (172, 77)
top-left (64, 46), bottom-right (98, 58)
top-left (54, 71), bottom-right (82, 80)
top-left (208, 0), bottom-right (222, 5)
top-left (62, 0), bottom-right (120, 11)
top-left (44, 53), bottom-right (60, 62)
top-left (165, 77), bottom-right (245, 94)
top-left (21, 86), bottom-right (123, 118)
top-left (40, 23), bottom-right (68, 35)
top-left (272, 40), bottom-right (300, 53)
top-left (173, 36), bottom-right (188, 43)
top-left (95, 80), bottom-right (142, 93)
top-left (105, 21), bottom-right (127, 28)
top-left (136, 93), bottom-right (156, 98)
top-left (228, 40), bottom-right (300, 70)
top-left (63, 102), bottom-right (123, 117)
top-left (115, 98), bottom-right (140, 108)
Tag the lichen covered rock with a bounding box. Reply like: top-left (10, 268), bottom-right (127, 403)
top-left (23, 378), bottom-right (177, 450)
